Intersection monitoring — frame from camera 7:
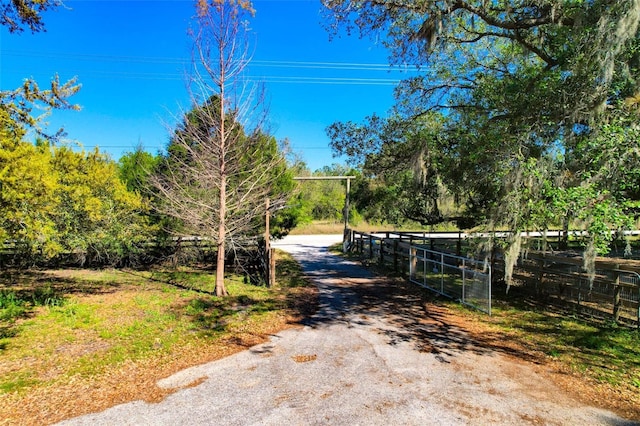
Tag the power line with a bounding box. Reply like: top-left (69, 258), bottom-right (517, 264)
top-left (2, 69), bottom-right (405, 85)
top-left (2, 50), bottom-right (423, 86)
top-left (3, 50), bottom-right (422, 71)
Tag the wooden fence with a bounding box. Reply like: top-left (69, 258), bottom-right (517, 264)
top-left (1, 236), bottom-right (276, 286)
top-left (506, 252), bottom-right (640, 327)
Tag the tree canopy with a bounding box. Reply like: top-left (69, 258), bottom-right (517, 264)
top-left (1, 0), bottom-right (61, 33)
top-left (323, 0), bottom-right (640, 284)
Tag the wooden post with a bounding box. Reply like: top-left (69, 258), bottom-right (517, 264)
top-left (343, 177), bottom-right (351, 232)
top-left (393, 239), bottom-right (399, 272)
top-left (264, 198), bottom-right (271, 287)
top-left (379, 238), bottom-right (385, 265)
top-left (369, 234), bottom-right (373, 259)
top-left (269, 248), bottom-right (276, 287)
top-left (535, 257), bottom-right (545, 296)
top-left (613, 266), bottom-right (621, 323)
top-left (343, 228), bottom-right (352, 253)
top-left (265, 198), bottom-right (270, 252)
top-left (410, 246), bottom-right (417, 280)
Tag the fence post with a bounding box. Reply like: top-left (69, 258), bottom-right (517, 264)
top-left (613, 266), bottom-right (621, 323)
top-left (410, 246), bottom-right (417, 280)
top-left (393, 239), bottom-right (399, 272)
top-left (369, 235), bottom-right (373, 260)
top-left (462, 258), bottom-right (466, 303)
top-left (423, 249), bottom-right (427, 287)
top-left (440, 252), bottom-right (445, 293)
top-left (269, 248), bottom-right (276, 287)
top-left (380, 239), bottom-right (385, 265)
top-left (343, 228), bottom-right (352, 253)
top-left (535, 257), bottom-right (545, 296)
top-left (637, 279), bottom-right (640, 330)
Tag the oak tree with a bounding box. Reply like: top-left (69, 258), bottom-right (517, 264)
top-left (323, 1), bottom-right (640, 284)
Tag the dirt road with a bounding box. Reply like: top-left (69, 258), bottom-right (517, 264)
top-left (59, 235), bottom-right (637, 425)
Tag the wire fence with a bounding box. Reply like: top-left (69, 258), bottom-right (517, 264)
top-left (346, 230), bottom-right (492, 315)
top-left (409, 246), bottom-right (492, 315)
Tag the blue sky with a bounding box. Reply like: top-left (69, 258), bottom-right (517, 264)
top-left (1, 0), bottom-right (416, 171)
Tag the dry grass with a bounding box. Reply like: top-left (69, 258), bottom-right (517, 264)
top-left (291, 354), bottom-right (317, 363)
top-left (289, 220), bottom-right (410, 235)
top-left (289, 220), bottom-right (460, 235)
top-left (289, 221), bottom-right (346, 235)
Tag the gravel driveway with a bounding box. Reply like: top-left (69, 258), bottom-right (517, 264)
top-left (59, 234), bottom-right (637, 426)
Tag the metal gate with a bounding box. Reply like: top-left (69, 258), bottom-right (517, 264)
top-left (409, 246), bottom-right (492, 315)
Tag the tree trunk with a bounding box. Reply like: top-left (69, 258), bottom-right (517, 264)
top-left (215, 172), bottom-right (227, 296)
top-left (216, 78), bottom-right (227, 296)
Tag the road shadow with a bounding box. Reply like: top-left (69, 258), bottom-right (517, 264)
top-left (287, 245), bottom-right (545, 365)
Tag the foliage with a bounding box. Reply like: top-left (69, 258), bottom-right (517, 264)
top-left (1, 0), bottom-right (80, 154)
top-left (0, 131), bottom-right (60, 258)
top-left (328, 113), bottom-right (459, 227)
top-left (323, 0), bottom-right (640, 283)
top-left (0, 0), bottom-right (62, 33)
top-left (0, 75), bottom-right (81, 142)
top-left (291, 163), bottom-right (358, 225)
top-left (51, 145), bottom-right (151, 265)
top-left (118, 146), bottom-right (161, 195)
top-left (117, 147), bottom-right (181, 259)
top-left (153, 95), bottom-right (294, 244)
top-left (0, 134), bottom-right (151, 266)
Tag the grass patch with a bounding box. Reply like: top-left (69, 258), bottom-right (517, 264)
top-left (484, 300), bottom-right (640, 386)
top-left (0, 283), bottom-right (66, 322)
top-left (290, 221), bottom-right (346, 235)
top-left (0, 253), bottom-right (315, 424)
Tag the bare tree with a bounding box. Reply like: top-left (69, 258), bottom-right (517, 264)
top-left (151, 0), bottom-right (290, 296)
